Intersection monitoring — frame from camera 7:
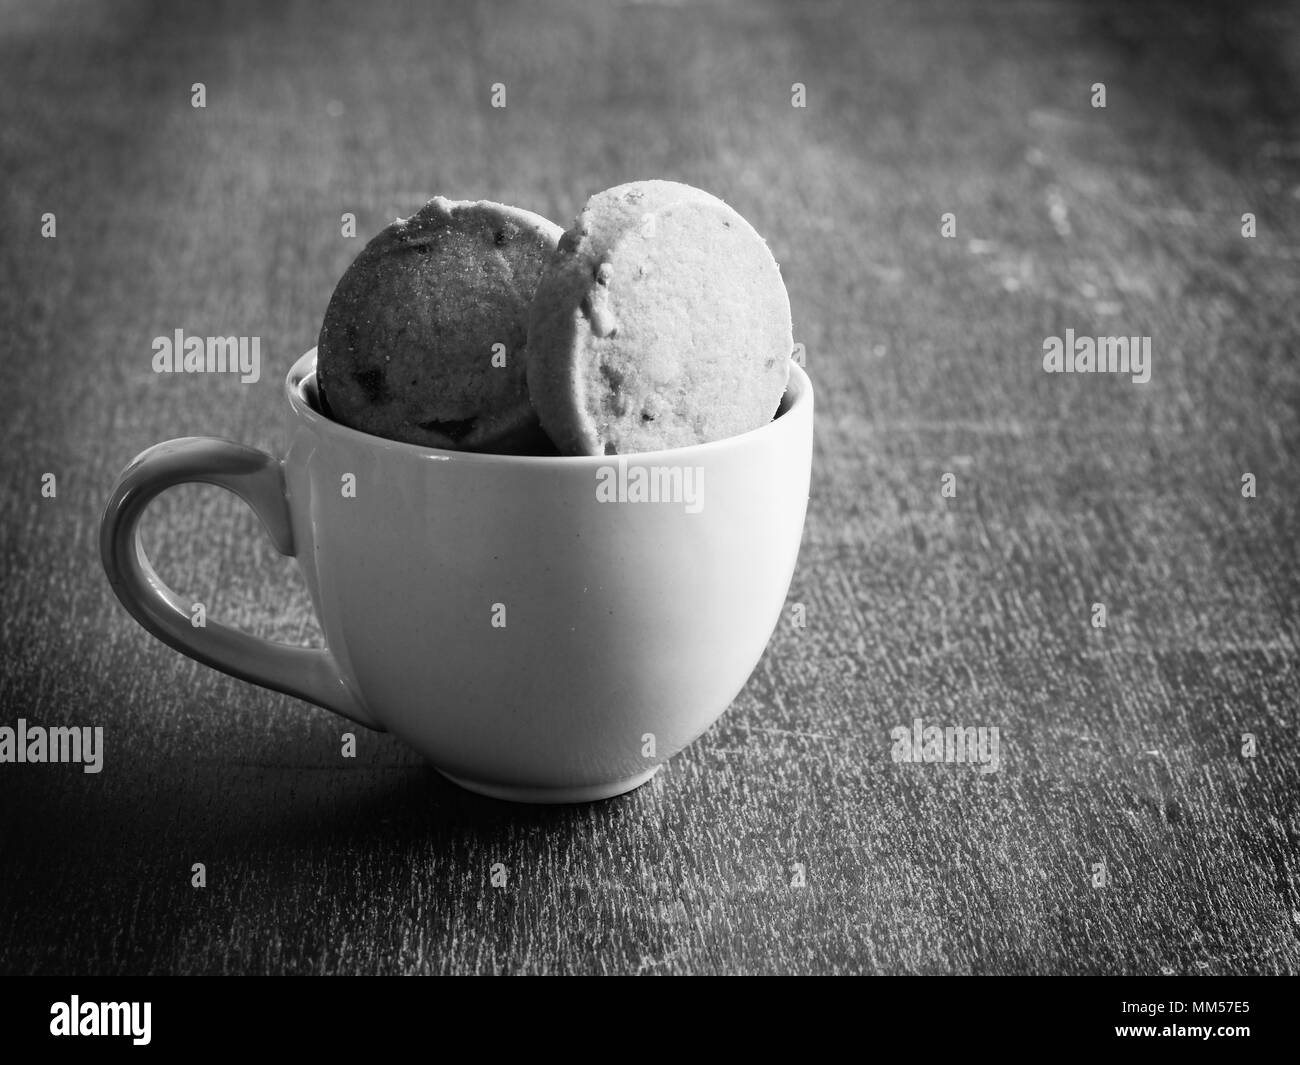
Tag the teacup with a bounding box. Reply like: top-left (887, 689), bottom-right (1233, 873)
top-left (100, 349), bottom-right (813, 802)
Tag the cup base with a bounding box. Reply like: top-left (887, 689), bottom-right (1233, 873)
top-left (435, 764), bottom-right (662, 804)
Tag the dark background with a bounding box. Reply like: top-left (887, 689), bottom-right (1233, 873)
top-left (1, 0), bottom-right (1297, 974)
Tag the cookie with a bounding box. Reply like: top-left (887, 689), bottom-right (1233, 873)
top-left (317, 196), bottom-right (563, 452)
top-left (524, 180), bottom-right (793, 455)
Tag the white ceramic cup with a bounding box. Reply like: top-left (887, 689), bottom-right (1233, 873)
top-left (100, 349), bottom-right (813, 802)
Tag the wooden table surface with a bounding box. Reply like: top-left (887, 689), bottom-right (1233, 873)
top-left (2, 0), bottom-right (1297, 975)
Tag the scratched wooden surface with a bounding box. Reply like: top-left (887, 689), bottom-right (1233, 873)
top-left (1, 0), bottom-right (1297, 975)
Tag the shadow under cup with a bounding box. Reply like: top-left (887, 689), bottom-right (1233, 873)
top-left (104, 349), bottom-right (813, 803)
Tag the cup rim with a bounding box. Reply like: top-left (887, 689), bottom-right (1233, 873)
top-left (285, 348), bottom-right (812, 465)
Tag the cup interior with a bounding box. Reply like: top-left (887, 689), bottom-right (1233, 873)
top-left (285, 348), bottom-right (809, 462)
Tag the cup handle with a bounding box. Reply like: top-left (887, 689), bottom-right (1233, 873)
top-left (99, 436), bottom-right (379, 729)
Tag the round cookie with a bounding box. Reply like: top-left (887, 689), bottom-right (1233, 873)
top-left (524, 180), bottom-right (792, 456)
top-left (318, 196), bottom-right (563, 452)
